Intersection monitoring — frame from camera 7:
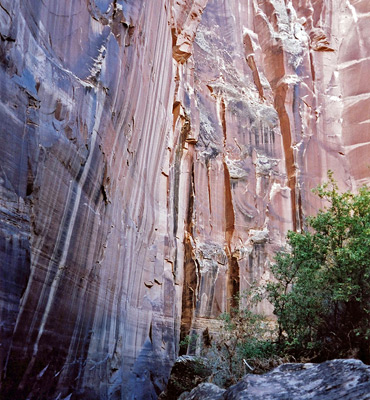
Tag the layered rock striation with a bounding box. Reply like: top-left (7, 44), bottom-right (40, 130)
top-left (0, 0), bottom-right (369, 399)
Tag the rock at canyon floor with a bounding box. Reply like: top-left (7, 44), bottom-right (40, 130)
top-left (181, 359), bottom-right (370, 400)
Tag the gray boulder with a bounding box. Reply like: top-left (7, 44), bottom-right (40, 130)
top-left (178, 383), bottom-right (225, 399)
top-left (182, 359), bottom-right (370, 399)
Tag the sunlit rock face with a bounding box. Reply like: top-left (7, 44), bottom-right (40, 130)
top-left (0, 0), bottom-right (369, 399)
top-left (177, 0), bottom-right (370, 352)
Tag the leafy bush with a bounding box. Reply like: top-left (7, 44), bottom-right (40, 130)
top-left (267, 172), bottom-right (370, 362)
top-left (205, 292), bottom-right (283, 387)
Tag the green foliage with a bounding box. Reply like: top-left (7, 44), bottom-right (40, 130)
top-left (267, 172), bottom-right (370, 362)
top-left (179, 334), bottom-right (195, 348)
top-left (206, 291), bottom-right (283, 387)
top-left (179, 333), bottom-right (199, 355)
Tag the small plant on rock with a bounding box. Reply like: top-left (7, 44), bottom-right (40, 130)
top-left (206, 290), bottom-right (282, 387)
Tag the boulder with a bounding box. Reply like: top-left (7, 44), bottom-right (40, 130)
top-left (182, 359), bottom-right (370, 400)
top-left (178, 383), bottom-right (225, 400)
top-left (159, 356), bottom-right (212, 399)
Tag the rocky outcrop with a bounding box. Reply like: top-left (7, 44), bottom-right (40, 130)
top-left (1, 0), bottom-right (370, 399)
top-left (182, 359), bottom-right (370, 399)
top-left (159, 355), bottom-right (211, 399)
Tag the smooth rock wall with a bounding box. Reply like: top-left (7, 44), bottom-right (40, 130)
top-left (0, 0), bottom-right (369, 399)
top-left (0, 1), bottom-right (180, 398)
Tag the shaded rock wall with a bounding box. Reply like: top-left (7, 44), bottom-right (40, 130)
top-left (0, 0), bottom-right (369, 399)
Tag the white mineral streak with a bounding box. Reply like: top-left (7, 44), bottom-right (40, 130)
top-left (32, 91), bottom-right (104, 373)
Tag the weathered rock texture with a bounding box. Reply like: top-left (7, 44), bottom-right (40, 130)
top-left (1, 0), bottom-right (370, 399)
top-left (159, 355), bottom-right (211, 399)
top-left (182, 359), bottom-right (370, 399)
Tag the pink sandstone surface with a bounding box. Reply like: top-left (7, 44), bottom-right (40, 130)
top-left (0, 0), bottom-right (369, 398)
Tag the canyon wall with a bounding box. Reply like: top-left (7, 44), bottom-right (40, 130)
top-left (0, 0), bottom-right (369, 399)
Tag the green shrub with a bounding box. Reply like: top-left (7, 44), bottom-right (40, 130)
top-left (267, 172), bottom-right (370, 362)
top-left (205, 291), bottom-right (283, 387)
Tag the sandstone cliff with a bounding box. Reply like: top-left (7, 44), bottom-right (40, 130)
top-left (0, 0), bottom-right (369, 399)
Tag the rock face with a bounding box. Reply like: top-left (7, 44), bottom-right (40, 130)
top-left (182, 359), bottom-right (370, 400)
top-left (1, 0), bottom-right (370, 399)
